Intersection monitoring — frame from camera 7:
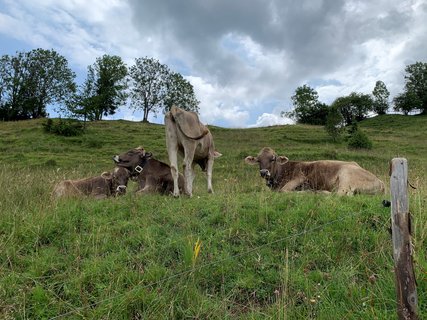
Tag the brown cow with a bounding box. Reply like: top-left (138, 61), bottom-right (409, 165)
top-left (165, 105), bottom-right (222, 197)
top-left (53, 166), bottom-right (131, 199)
top-left (245, 147), bottom-right (385, 195)
top-left (113, 148), bottom-right (185, 195)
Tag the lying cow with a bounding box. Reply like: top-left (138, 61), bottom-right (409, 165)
top-left (113, 147), bottom-right (185, 195)
top-left (165, 105), bottom-right (222, 197)
top-left (245, 147), bottom-right (385, 195)
top-left (53, 167), bottom-right (131, 199)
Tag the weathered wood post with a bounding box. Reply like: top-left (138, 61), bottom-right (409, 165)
top-left (390, 158), bottom-right (418, 320)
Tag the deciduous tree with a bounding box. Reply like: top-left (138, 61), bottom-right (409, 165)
top-left (287, 84), bottom-right (328, 125)
top-left (0, 49), bottom-right (76, 121)
top-left (372, 80), bottom-right (389, 115)
top-left (72, 55), bottom-right (128, 121)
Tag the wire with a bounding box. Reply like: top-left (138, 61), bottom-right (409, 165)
top-left (49, 209), bottom-right (362, 319)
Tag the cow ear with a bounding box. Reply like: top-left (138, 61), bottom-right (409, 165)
top-left (144, 152), bottom-right (153, 158)
top-left (113, 155), bottom-right (120, 163)
top-left (277, 156), bottom-right (289, 164)
top-left (245, 156), bottom-right (258, 165)
top-left (101, 172), bottom-right (113, 180)
top-left (213, 151), bottom-right (222, 158)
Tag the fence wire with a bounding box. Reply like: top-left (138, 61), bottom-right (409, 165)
top-left (49, 209), bottom-right (368, 319)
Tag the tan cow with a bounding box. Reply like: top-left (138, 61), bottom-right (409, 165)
top-left (53, 167), bottom-right (131, 199)
top-left (164, 105), bottom-right (222, 197)
top-left (245, 147), bottom-right (385, 195)
top-left (113, 147), bottom-right (185, 195)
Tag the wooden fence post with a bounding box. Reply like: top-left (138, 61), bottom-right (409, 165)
top-left (390, 158), bottom-right (418, 320)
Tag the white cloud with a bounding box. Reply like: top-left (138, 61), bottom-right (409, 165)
top-left (249, 113), bottom-right (294, 128)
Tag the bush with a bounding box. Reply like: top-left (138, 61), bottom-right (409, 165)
top-left (43, 119), bottom-right (85, 137)
top-left (347, 129), bottom-right (372, 149)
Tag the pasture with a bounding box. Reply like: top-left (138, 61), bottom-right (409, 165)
top-left (0, 115), bottom-right (426, 319)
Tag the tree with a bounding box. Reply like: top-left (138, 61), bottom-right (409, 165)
top-left (129, 57), bottom-right (169, 123)
top-left (164, 72), bottom-right (199, 113)
top-left (287, 84), bottom-right (329, 125)
top-left (130, 57), bottom-right (199, 122)
top-left (372, 80), bottom-right (389, 115)
top-left (393, 91), bottom-right (422, 115)
top-left (403, 61), bottom-right (427, 114)
top-left (325, 106), bottom-right (344, 142)
top-left (331, 92), bottom-right (373, 126)
top-left (0, 49), bottom-right (76, 121)
top-left (71, 55), bottom-right (128, 121)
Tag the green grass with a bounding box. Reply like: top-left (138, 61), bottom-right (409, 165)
top-left (0, 115), bottom-right (426, 319)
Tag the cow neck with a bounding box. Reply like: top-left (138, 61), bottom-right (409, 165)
top-left (267, 161), bottom-right (289, 190)
top-left (130, 158), bottom-right (149, 179)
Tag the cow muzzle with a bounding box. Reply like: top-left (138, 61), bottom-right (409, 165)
top-left (260, 169), bottom-right (270, 178)
top-left (116, 185), bottom-right (127, 194)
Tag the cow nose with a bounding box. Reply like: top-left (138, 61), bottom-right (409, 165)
top-left (116, 185), bottom-right (127, 193)
top-left (260, 169), bottom-right (270, 178)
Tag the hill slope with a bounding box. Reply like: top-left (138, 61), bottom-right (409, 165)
top-left (0, 115), bottom-right (426, 318)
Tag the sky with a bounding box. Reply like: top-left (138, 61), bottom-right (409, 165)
top-left (0, 0), bottom-right (426, 128)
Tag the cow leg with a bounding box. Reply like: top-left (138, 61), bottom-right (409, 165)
top-left (165, 116), bottom-right (180, 197)
top-left (206, 156), bottom-right (214, 193)
top-left (183, 144), bottom-right (196, 197)
top-left (280, 176), bottom-right (306, 192)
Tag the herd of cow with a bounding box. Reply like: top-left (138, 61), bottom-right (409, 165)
top-left (53, 106), bottom-right (385, 199)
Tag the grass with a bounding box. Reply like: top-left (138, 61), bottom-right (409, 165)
top-left (0, 115), bottom-right (426, 319)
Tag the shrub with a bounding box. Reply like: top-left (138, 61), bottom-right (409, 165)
top-left (43, 119), bottom-right (85, 137)
top-left (347, 129), bottom-right (372, 149)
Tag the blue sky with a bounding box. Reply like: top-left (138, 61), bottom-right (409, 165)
top-left (1, 0), bottom-right (426, 127)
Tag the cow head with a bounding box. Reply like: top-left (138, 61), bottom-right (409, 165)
top-left (245, 147), bottom-right (288, 179)
top-left (101, 167), bottom-right (131, 196)
top-left (113, 147), bottom-right (152, 177)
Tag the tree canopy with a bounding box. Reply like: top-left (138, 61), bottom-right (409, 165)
top-left (331, 92), bottom-right (373, 126)
top-left (286, 84), bottom-right (328, 125)
top-left (129, 57), bottom-right (199, 122)
top-left (71, 55), bottom-right (128, 121)
top-left (0, 49), bottom-right (76, 121)
top-left (372, 80), bottom-right (389, 115)
top-left (403, 61), bottom-right (427, 114)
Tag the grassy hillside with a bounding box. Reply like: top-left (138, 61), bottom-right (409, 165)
top-left (0, 115), bottom-right (426, 319)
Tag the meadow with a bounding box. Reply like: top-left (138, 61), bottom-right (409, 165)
top-left (0, 115), bottom-right (426, 319)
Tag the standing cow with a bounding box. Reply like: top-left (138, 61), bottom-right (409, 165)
top-left (245, 147), bottom-right (385, 195)
top-left (164, 105), bottom-right (222, 197)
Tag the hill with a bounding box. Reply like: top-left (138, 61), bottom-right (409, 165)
top-left (0, 115), bottom-right (426, 318)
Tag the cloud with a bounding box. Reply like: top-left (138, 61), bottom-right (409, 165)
top-left (1, 0), bottom-right (426, 127)
top-left (249, 113), bottom-right (294, 128)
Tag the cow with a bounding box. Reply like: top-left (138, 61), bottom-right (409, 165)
top-left (164, 105), bottom-right (222, 197)
top-left (53, 166), bottom-right (131, 199)
top-left (113, 147), bottom-right (185, 195)
top-left (245, 147), bottom-right (385, 195)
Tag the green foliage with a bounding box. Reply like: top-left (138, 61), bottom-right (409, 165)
top-left (0, 116), bottom-right (427, 318)
top-left (42, 118), bottom-right (85, 136)
top-left (372, 80), bottom-right (389, 115)
top-left (325, 106), bottom-right (344, 142)
top-left (393, 90), bottom-right (423, 115)
top-left (0, 49), bottom-right (76, 121)
top-left (164, 72), bottom-right (200, 114)
top-left (331, 92), bottom-right (373, 125)
top-left (404, 61), bottom-right (427, 114)
top-left (70, 54), bottom-right (128, 121)
top-left (129, 57), bottom-right (199, 122)
top-left (347, 126), bottom-right (373, 149)
top-left (287, 84), bottom-right (329, 125)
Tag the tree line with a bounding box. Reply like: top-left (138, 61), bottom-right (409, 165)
top-left (286, 61), bottom-right (427, 127)
top-left (0, 49), bottom-right (199, 122)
